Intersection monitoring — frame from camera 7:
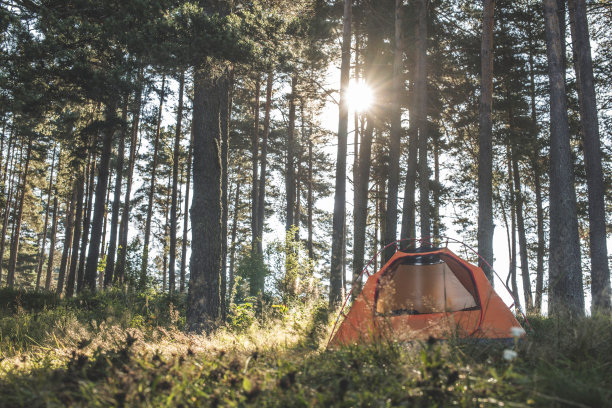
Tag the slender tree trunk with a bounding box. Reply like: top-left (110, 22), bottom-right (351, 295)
top-left (478, 0), bottom-right (495, 281)
top-left (532, 157), bottom-right (545, 313)
top-left (180, 131), bottom-right (193, 293)
top-left (568, 0), bottom-right (611, 313)
top-left (84, 101), bottom-right (117, 291)
top-left (116, 72), bottom-right (144, 284)
top-left (352, 11), bottom-right (379, 295)
top-left (512, 155), bottom-right (533, 312)
top-left (0, 138), bottom-right (19, 284)
top-left (169, 71), bottom-right (185, 295)
top-left (256, 72), bottom-right (273, 257)
top-left (527, 21), bottom-right (546, 314)
top-left (507, 146), bottom-right (520, 308)
top-left (45, 196), bottom-right (59, 290)
top-left (7, 138), bottom-right (32, 287)
top-left (307, 122), bottom-right (314, 260)
top-left (251, 76), bottom-right (261, 252)
top-left (65, 168), bottom-right (85, 297)
top-left (186, 63), bottom-right (228, 331)
top-left (416, 0), bottom-right (430, 243)
top-left (220, 67), bottom-right (233, 317)
top-left (57, 190), bottom-right (76, 295)
top-left (543, 0), bottom-right (584, 317)
top-left (286, 74), bottom-right (298, 232)
top-left (401, 55), bottom-right (418, 242)
top-left (78, 151), bottom-right (96, 290)
top-left (384, 0), bottom-right (404, 262)
top-left (141, 75), bottom-right (166, 288)
top-left (228, 162), bottom-right (242, 303)
top-left (432, 136), bottom-right (441, 240)
top-left (104, 98), bottom-right (129, 287)
top-left (36, 145), bottom-right (57, 290)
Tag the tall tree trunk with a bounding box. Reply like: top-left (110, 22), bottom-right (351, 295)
top-left (0, 138), bottom-right (19, 284)
top-left (384, 0), bottom-right (404, 262)
top-left (285, 74), bottom-right (298, 232)
top-left (169, 71), bottom-right (185, 295)
top-left (186, 63), bottom-right (228, 331)
top-left (352, 11), bottom-right (379, 295)
top-left (141, 75), bottom-right (166, 288)
top-left (256, 72), bottom-right (273, 257)
top-left (432, 135), bottom-right (441, 240)
top-left (78, 151), bottom-right (96, 290)
top-left (478, 0), bottom-right (495, 282)
top-left (7, 137), bottom-right (32, 287)
top-left (228, 161), bottom-right (242, 303)
top-left (45, 196), bottom-right (59, 290)
top-left (512, 155), bottom-right (533, 313)
top-left (532, 158), bottom-right (545, 314)
top-left (220, 67), bottom-right (233, 317)
top-left (330, 0), bottom-right (351, 307)
top-left (65, 168), bottom-right (84, 297)
top-left (251, 76), bottom-right (261, 252)
top-left (506, 146), bottom-right (520, 308)
top-left (57, 189), bottom-right (76, 295)
top-left (36, 145), bottom-right (57, 290)
top-left (116, 72), bottom-right (144, 284)
top-left (84, 101), bottom-right (117, 291)
top-left (416, 0), bottom-right (430, 243)
top-left (307, 121), bottom-right (314, 260)
top-left (180, 131), bottom-right (193, 293)
top-left (401, 48), bottom-right (418, 242)
top-left (543, 0), bottom-right (584, 317)
top-left (568, 0), bottom-right (611, 313)
top-left (104, 98), bottom-right (129, 287)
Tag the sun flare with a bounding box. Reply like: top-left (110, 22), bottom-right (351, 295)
top-left (346, 80), bottom-right (373, 112)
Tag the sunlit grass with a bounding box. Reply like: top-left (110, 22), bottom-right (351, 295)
top-left (0, 288), bottom-right (611, 407)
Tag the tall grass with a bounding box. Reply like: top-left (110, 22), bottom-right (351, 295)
top-left (0, 288), bottom-right (610, 407)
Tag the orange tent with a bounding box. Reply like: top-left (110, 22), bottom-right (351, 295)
top-left (329, 247), bottom-right (522, 346)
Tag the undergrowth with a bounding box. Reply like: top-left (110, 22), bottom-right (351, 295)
top-left (0, 288), bottom-right (610, 407)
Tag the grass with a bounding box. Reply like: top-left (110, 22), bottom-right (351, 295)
top-left (0, 288), bottom-right (611, 407)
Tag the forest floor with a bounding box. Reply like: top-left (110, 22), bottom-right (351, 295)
top-left (0, 288), bottom-right (611, 407)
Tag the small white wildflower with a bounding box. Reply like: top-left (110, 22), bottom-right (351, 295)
top-left (510, 326), bottom-right (526, 338)
top-left (503, 349), bottom-right (518, 361)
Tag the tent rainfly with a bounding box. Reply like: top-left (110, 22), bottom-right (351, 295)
top-left (329, 246), bottom-right (523, 346)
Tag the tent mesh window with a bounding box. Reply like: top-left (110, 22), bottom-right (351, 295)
top-left (375, 259), bottom-right (479, 316)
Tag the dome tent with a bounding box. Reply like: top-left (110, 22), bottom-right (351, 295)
top-left (328, 242), bottom-right (523, 347)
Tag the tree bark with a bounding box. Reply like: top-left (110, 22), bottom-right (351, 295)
top-left (104, 97), bottom-right (129, 287)
top-left (228, 161), bottom-right (242, 303)
top-left (78, 151), bottom-right (96, 290)
top-left (169, 71), bottom-right (185, 295)
top-left (180, 131), bottom-right (193, 293)
top-left (140, 75), bottom-right (166, 288)
top-left (186, 62), bottom-right (228, 331)
top-left (7, 137), bottom-right (32, 287)
top-left (65, 168), bottom-right (84, 297)
top-left (220, 67), bottom-right (233, 317)
top-left (286, 74), bottom-right (298, 233)
top-left (251, 76), bottom-right (261, 252)
top-left (116, 72), bottom-right (144, 284)
top-left (568, 0), bottom-right (611, 313)
top-left (384, 0), bottom-right (404, 262)
top-left (478, 0), bottom-right (495, 282)
top-left (330, 0), bottom-right (351, 307)
top-left (512, 155), bottom-right (533, 313)
top-left (307, 121), bottom-right (314, 260)
top-left (543, 0), bottom-right (584, 317)
top-left (416, 0), bottom-right (430, 244)
top-left (36, 145), bottom-right (57, 290)
top-left (352, 8), bottom-right (380, 296)
top-left (84, 101), bottom-right (117, 291)
top-left (57, 189), bottom-right (76, 295)
top-left (45, 196), bottom-right (59, 290)
top-left (256, 72), bottom-right (273, 258)
top-left (0, 137), bottom-right (19, 285)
